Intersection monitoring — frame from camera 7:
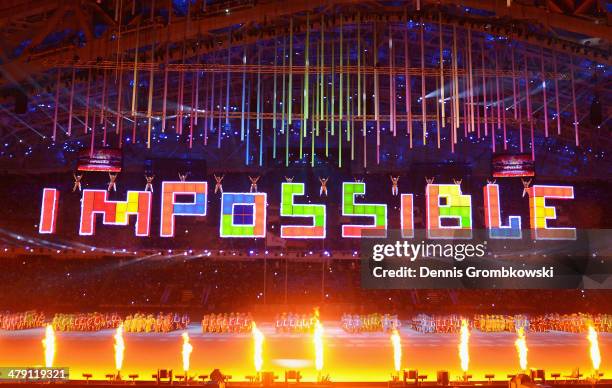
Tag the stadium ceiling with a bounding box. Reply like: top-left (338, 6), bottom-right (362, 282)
top-left (0, 0), bottom-right (609, 92)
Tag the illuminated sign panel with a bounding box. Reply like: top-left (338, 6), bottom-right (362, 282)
top-left (79, 190), bottom-right (152, 236)
top-left (39, 180), bottom-right (578, 241)
top-left (484, 184), bottom-right (522, 239)
top-left (527, 185), bottom-right (576, 240)
top-left (280, 183), bottom-right (326, 239)
top-left (426, 184), bottom-right (472, 239)
top-left (342, 182), bottom-right (387, 238)
top-left (160, 181), bottom-right (208, 237)
top-left (39, 188), bottom-right (59, 234)
top-left (400, 194), bottom-right (414, 238)
top-left (220, 193), bottom-right (267, 238)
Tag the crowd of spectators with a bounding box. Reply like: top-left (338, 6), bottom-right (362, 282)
top-left (0, 258), bottom-right (610, 319)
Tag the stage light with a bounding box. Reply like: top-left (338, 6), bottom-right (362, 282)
top-left (390, 329), bottom-right (402, 377)
top-left (313, 310), bottom-right (324, 381)
top-left (42, 324), bottom-right (55, 368)
top-left (437, 370), bottom-right (449, 385)
top-left (252, 322), bottom-right (264, 375)
top-left (114, 324), bottom-right (125, 377)
top-left (529, 369), bottom-right (545, 383)
top-left (459, 319), bottom-right (470, 380)
top-left (587, 324), bottom-right (601, 376)
top-left (182, 332), bottom-right (193, 374)
top-left (515, 327), bottom-right (528, 371)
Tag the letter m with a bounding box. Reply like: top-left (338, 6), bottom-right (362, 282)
top-left (79, 190), bottom-right (152, 236)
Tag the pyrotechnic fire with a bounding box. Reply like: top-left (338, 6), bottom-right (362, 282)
top-left (458, 319), bottom-right (470, 373)
top-left (390, 329), bottom-right (402, 373)
top-left (313, 310), bottom-right (324, 373)
top-left (42, 325), bottom-right (55, 368)
top-left (252, 322), bottom-right (264, 373)
top-left (587, 324), bottom-right (601, 372)
top-left (114, 324), bottom-right (125, 372)
top-left (181, 332), bottom-right (193, 373)
top-left (514, 326), bottom-right (528, 371)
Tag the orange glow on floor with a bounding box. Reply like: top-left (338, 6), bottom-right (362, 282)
top-left (0, 324), bottom-right (609, 382)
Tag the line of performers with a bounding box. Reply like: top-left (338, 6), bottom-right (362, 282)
top-left (51, 313), bottom-right (122, 332)
top-left (123, 313), bottom-right (190, 333)
top-left (201, 313), bottom-right (253, 333)
top-left (341, 313), bottom-right (401, 333)
top-left (529, 313), bottom-right (612, 333)
top-left (72, 172), bottom-right (415, 197)
top-left (0, 311), bottom-right (45, 331)
top-left (275, 312), bottom-right (318, 334)
top-left (473, 314), bottom-right (530, 333)
top-left (411, 314), bottom-right (472, 334)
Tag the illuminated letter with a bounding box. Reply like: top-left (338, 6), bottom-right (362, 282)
top-left (484, 184), bottom-right (522, 239)
top-left (342, 182), bottom-right (387, 238)
top-left (39, 188), bottom-right (59, 234)
top-left (160, 181), bottom-right (208, 237)
top-left (400, 194), bottom-right (414, 238)
top-left (80, 190), bottom-right (151, 236)
top-left (527, 185), bottom-right (576, 240)
top-left (220, 192), bottom-right (267, 238)
top-left (426, 184), bottom-right (472, 239)
top-left (280, 183), bottom-right (326, 238)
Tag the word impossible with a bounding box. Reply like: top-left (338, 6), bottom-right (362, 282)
top-left (38, 182), bottom-right (576, 240)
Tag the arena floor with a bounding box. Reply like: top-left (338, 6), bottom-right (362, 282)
top-left (0, 323), bottom-right (609, 382)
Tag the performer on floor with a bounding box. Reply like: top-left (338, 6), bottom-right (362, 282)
top-left (319, 177), bottom-right (328, 196)
top-left (214, 174), bottom-right (224, 194)
top-left (72, 173), bottom-right (83, 192)
top-left (390, 175), bottom-right (399, 196)
top-left (249, 176), bottom-right (260, 193)
top-left (144, 174), bottom-right (155, 192)
top-left (108, 172), bottom-right (118, 192)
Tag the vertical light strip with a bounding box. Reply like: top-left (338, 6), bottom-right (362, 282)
top-left (524, 54), bottom-right (535, 160)
top-left (553, 51), bottom-right (561, 135)
top-left (511, 46), bottom-right (518, 120)
top-left (569, 56), bottom-right (579, 146)
top-left (67, 67), bottom-right (76, 136)
top-left (288, 18), bottom-right (293, 128)
top-left (540, 47), bottom-right (549, 137)
top-left (241, 45), bottom-right (247, 141)
top-left (438, 14), bottom-right (445, 142)
top-left (374, 22), bottom-right (380, 164)
top-left (146, 1), bottom-right (155, 149)
top-left (101, 69), bottom-right (108, 146)
top-left (404, 22), bottom-right (412, 147)
top-left (225, 32), bottom-right (231, 137)
top-left (420, 22), bottom-right (426, 145)
top-left (257, 45), bottom-right (263, 166)
top-left (131, 22), bottom-right (140, 118)
top-left (84, 69), bottom-right (91, 135)
top-left (273, 39), bottom-right (278, 160)
top-left (481, 38), bottom-right (487, 138)
top-left (389, 24), bottom-right (396, 137)
top-left (52, 69), bottom-right (60, 141)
